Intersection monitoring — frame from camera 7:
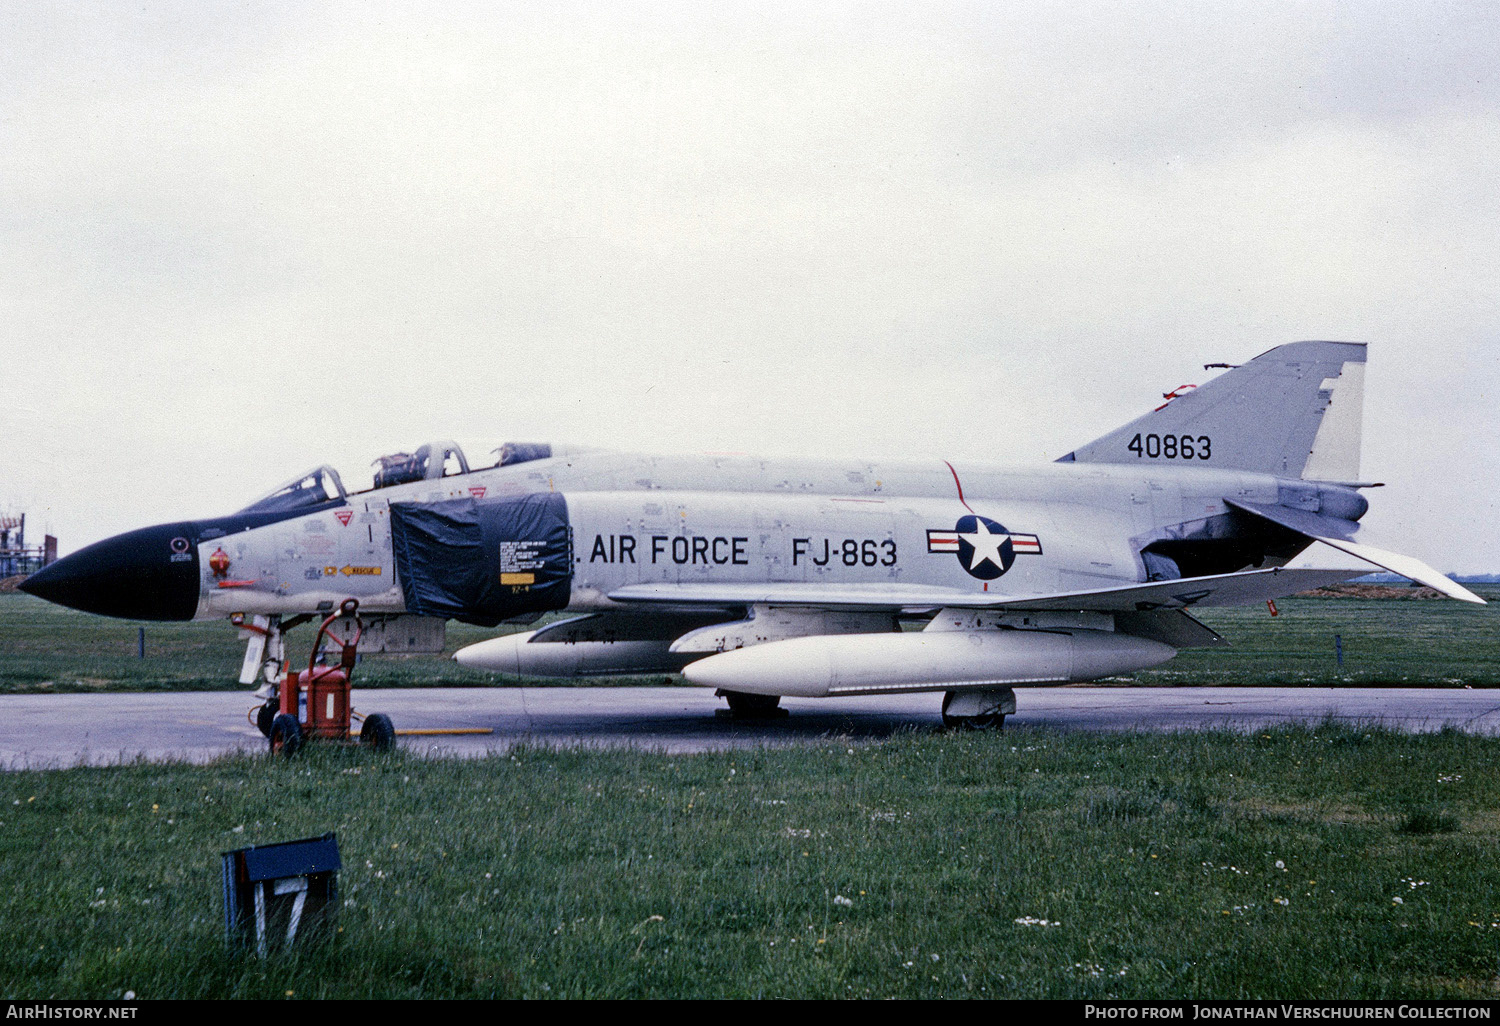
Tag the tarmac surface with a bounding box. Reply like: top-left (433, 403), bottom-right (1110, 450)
top-left (3, 685), bottom-right (1500, 768)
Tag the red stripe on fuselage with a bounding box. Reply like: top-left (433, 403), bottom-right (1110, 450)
top-left (942, 460), bottom-right (975, 513)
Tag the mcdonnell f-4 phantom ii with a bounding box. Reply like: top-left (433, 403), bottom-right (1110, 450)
top-left (21, 341), bottom-right (1483, 728)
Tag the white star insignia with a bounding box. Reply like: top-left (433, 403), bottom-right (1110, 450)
top-left (959, 520), bottom-right (1009, 572)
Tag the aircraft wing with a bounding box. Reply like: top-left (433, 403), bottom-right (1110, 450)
top-left (1225, 500), bottom-right (1484, 604)
top-left (605, 566), bottom-right (1368, 613)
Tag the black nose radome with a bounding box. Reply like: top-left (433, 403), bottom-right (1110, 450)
top-left (19, 522), bottom-right (201, 621)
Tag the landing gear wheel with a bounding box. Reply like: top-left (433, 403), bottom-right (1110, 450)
top-left (269, 713), bottom-right (302, 756)
top-left (941, 692), bottom-right (1006, 731)
top-left (255, 701), bottom-right (278, 738)
top-left (360, 713), bottom-right (396, 752)
top-left (717, 690), bottom-right (788, 719)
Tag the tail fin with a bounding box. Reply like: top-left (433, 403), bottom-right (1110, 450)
top-left (1059, 340), bottom-right (1367, 481)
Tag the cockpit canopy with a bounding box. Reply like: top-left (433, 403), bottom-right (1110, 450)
top-left (237, 440), bottom-right (564, 513)
top-left (240, 466), bottom-right (348, 514)
top-left (371, 441), bottom-right (470, 489)
top-left (494, 442), bottom-right (552, 467)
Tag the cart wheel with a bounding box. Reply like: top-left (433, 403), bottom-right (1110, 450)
top-left (360, 713), bottom-right (395, 752)
top-left (256, 701), bottom-right (278, 738)
top-left (269, 713), bottom-right (302, 756)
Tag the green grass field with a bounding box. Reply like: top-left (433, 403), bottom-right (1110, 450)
top-left (1, 588), bottom-right (1498, 693)
top-left (3, 727), bottom-right (1499, 999)
top-left (0, 595), bottom-right (658, 692)
top-left (3, 590), bottom-right (1500, 999)
top-left (1132, 587), bottom-right (1500, 687)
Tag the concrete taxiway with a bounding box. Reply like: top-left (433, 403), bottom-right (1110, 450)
top-left (3, 686), bottom-right (1499, 768)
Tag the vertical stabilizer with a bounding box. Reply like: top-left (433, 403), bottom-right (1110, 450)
top-left (1059, 341), bottom-right (1367, 480)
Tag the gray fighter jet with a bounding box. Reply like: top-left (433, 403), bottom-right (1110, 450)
top-left (21, 341), bottom-right (1482, 727)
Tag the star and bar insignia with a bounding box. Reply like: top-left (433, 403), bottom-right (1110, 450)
top-left (927, 515), bottom-right (1042, 580)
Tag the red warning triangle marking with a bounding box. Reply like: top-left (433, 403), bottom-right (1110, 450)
top-left (469, 486), bottom-right (487, 499)
top-left (334, 511), bottom-right (353, 526)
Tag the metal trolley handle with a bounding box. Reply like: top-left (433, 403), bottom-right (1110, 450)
top-left (307, 598), bottom-right (363, 681)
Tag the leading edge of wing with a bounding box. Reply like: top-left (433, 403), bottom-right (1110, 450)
top-left (605, 567), bottom-right (1368, 613)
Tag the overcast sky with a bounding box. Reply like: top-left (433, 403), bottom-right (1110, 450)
top-left (3, 2), bottom-right (1498, 573)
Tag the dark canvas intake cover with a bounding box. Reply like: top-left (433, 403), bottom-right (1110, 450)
top-left (389, 493), bottom-right (572, 626)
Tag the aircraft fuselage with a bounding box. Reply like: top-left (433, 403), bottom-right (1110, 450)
top-left (170, 452), bottom-right (1351, 622)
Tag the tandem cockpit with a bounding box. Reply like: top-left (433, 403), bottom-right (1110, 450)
top-left (237, 441), bottom-right (558, 514)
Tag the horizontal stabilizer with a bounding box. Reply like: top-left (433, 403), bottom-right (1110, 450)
top-left (608, 566), bottom-right (1367, 613)
top-left (1226, 500), bottom-right (1484, 604)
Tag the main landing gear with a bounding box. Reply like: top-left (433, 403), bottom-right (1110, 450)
top-left (716, 689), bottom-right (789, 719)
top-left (941, 688), bottom-right (1016, 730)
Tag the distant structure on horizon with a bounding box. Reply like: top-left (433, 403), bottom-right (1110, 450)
top-left (0, 514), bottom-right (55, 578)
top-left (1356, 572), bottom-right (1498, 585)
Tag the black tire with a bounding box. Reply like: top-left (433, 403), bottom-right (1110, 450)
top-left (718, 690), bottom-right (785, 718)
top-left (360, 712), bottom-right (396, 752)
top-left (256, 701), bottom-right (278, 738)
top-left (941, 691), bottom-right (961, 729)
top-left (941, 692), bottom-right (1004, 731)
top-left (269, 713), bottom-right (302, 756)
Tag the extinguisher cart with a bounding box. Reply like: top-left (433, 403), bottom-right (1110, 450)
top-left (261, 598), bottom-right (395, 755)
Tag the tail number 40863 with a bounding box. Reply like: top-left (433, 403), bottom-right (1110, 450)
top-left (1128, 433), bottom-right (1212, 460)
